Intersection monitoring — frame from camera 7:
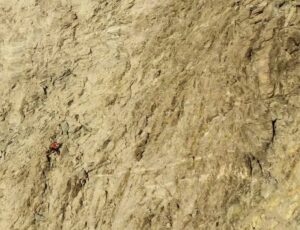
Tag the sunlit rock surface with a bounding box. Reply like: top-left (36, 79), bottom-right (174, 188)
top-left (0, 0), bottom-right (299, 229)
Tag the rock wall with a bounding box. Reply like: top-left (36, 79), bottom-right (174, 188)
top-left (0, 0), bottom-right (299, 229)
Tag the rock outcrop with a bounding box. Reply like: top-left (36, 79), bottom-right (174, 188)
top-left (0, 0), bottom-right (299, 229)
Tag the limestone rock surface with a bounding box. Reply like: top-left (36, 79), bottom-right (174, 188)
top-left (0, 0), bottom-right (299, 229)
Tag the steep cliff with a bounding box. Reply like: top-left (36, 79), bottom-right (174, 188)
top-left (0, 0), bottom-right (299, 229)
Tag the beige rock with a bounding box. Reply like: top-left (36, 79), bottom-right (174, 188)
top-left (0, 0), bottom-right (299, 229)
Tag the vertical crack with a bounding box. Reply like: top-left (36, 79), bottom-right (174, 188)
top-left (271, 119), bottom-right (277, 143)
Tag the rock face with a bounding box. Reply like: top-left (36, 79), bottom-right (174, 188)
top-left (0, 0), bottom-right (299, 229)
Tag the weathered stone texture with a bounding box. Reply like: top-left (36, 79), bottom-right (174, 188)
top-left (0, 0), bottom-right (299, 229)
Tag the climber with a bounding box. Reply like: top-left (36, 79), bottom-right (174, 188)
top-left (47, 141), bottom-right (62, 155)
